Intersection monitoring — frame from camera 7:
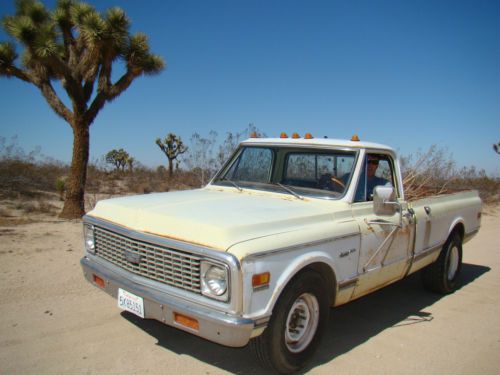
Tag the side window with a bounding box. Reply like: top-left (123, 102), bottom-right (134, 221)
top-left (354, 153), bottom-right (396, 202)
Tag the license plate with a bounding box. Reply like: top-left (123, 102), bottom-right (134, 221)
top-left (118, 288), bottom-right (144, 318)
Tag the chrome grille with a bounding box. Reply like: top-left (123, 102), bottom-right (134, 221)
top-left (94, 226), bottom-right (202, 294)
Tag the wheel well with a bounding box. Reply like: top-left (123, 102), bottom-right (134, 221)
top-left (451, 222), bottom-right (465, 242)
top-left (298, 262), bottom-right (337, 305)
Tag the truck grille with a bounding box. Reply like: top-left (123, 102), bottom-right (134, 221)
top-left (94, 226), bottom-right (202, 294)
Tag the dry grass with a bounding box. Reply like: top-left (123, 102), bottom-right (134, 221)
top-left (0, 217), bottom-right (36, 226)
top-left (0, 140), bottom-right (498, 225)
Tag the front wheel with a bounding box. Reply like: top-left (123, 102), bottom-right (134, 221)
top-left (251, 270), bottom-right (330, 374)
top-left (421, 232), bottom-right (463, 294)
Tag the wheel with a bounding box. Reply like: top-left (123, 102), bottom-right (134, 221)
top-left (421, 232), bottom-right (463, 294)
top-left (251, 270), bottom-right (330, 374)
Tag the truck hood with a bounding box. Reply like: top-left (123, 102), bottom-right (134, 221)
top-left (88, 187), bottom-right (339, 251)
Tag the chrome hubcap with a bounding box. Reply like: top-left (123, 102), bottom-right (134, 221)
top-left (284, 293), bottom-right (319, 353)
top-left (447, 245), bottom-right (459, 280)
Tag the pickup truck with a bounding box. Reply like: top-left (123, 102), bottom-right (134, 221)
top-left (81, 135), bottom-right (482, 374)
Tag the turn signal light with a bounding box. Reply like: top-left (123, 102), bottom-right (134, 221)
top-left (174, 312), bottom-right (199, 331)
top-left (280, 132), bottom-right (288, 138)
top-left (252, 272), bottom-right (271, 289)
top-left (93, 274), bottom-right (105, 289)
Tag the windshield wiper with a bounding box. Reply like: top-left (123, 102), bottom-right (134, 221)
top-left (223, 178), bottom-right (243, 192)
top-left (276, 183), bottom-right (304, 200)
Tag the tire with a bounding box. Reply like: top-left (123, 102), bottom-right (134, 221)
top-left (250, 270), bottom-right (330, 374)
top-left (421, 232), bottom-right (463, 294)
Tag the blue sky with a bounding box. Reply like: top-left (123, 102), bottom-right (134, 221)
top-left (1, 0), bottom-right (499, 175)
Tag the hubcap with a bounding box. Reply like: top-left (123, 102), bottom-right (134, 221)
top-left (284, 293), bottom-right (319, 353)
top-left (447, 245), bottom-right (459, 280)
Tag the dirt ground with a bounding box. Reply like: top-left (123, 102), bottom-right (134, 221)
top-left (0, 205), bottom-right (499, 374)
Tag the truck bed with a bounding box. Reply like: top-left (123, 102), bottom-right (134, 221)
top-left (409, 190), bottom-right (481, 272)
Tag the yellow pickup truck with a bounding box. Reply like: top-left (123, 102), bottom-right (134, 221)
top-left (81, 135), bottom-right (481, 374)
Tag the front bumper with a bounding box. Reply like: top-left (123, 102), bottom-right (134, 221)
top-left (81, 256), bottom-right (257, 347)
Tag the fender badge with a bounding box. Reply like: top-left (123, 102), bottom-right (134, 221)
top-left (340, 249), bottom-right (356, 258)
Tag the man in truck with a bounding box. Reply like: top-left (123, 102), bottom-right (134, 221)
top-left (354, 154), bottom-right (390, 202)
top-left (366, 154), bottom-right (389, 199)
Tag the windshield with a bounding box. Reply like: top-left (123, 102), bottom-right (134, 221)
top-left (213, 146), bottom-right (357, 199)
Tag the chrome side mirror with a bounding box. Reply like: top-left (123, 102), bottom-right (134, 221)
top-left (373, 185), bottom-right (397, 216)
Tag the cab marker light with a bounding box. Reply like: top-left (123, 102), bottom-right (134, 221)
top-left (304, 133), bottom-right (313, 139)
top-left (280, 132), bottom-right (288, 138)
top-left (292, 132), bottom-right (300, 139)
top-left (351, 134), bottom-right (360, 141)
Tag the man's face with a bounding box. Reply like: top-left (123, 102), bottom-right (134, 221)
top-left (367, 157), bottom-right (379, 178)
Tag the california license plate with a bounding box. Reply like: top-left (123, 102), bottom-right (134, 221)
top-left (118, 288), bottom-right (144, 318)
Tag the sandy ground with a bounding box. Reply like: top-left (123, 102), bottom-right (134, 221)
top-left (0, 206), bottom-right (499, 375)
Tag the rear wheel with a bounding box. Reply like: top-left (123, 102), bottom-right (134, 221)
top-left (422, 232), bottom-right (463, 294)
top-left (251, 270), bottom-right (330, 374)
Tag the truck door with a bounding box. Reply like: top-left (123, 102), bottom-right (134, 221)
top-left (350, 153), bottom-right (413, 299)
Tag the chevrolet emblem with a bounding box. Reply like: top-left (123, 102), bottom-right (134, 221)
top-left (124, 250), bottom-right (142, 265)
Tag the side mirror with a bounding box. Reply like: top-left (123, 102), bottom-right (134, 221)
top-left (373, 185), bottom-right (397, 216)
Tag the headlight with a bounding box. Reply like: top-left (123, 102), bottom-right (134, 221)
top-left (201, 261), bottom-right (229, 301)
top-left (83, 224), bottom-right (95, 254)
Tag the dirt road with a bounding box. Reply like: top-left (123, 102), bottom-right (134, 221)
top-left (0, 207), bottom-right (499, 374)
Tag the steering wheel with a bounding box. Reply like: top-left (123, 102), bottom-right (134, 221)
top-left (330, 176), bottom-right (346, 189)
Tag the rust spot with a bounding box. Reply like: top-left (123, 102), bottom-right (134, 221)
top-left (90, 215), bottom-right (223, 251)
top-left (143, 231), bottom-right (222, 251)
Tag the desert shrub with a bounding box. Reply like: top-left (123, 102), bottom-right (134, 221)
top-left (86, 162), bottom-right (107, 195)
top-left (0, 207), bottom-right (13, 217)
top-left (55, 177), bottom-right (66, 200)
top-left (117, 164), bottom-right (200, 194)
top-left (14, 201), bottom-right (58, 215)
top-left (0, 137), bottom-right (68, 198)
top-left (36, 201), bottom-right (59, 214)
top-left (401, 146), bottom-right (500, 203)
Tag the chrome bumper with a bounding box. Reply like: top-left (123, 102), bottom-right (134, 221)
top-left (81, 256), bottom-right (257, 347)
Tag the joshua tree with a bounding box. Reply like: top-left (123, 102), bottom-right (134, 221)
top-left (105, 148), bottom-right (129, 172)
top-left (0, 0), bottom-right (164, 218)
top-left (156, 133), bottom-right (187, 177)
top-left (126, 156), bottom-right (134, 172)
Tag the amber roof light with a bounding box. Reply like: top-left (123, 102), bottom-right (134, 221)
top-left (351, 134), bottom-right (360, 141)
top-left (280, 132), bottom-right (288, 138)
top-left (292, 132), bottom-right (300, 139)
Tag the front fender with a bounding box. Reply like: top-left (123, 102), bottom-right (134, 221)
top-left (236, 232), bottom-right (360, 320)
top-left (242, 250), bottom-right (338, 320)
